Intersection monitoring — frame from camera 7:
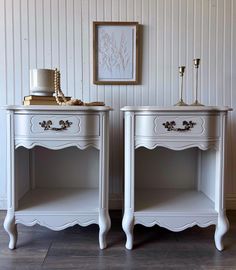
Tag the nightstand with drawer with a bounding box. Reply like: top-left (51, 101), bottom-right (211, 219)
top-left (3, 105), bottom-right (111, 250)
top-left (121, 106), bottom-right (232, 251)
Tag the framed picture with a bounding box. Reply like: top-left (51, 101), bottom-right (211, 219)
top-left (93, 21), bottom-right (139, 85)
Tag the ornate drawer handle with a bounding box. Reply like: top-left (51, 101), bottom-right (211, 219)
top-left (39, 120), bottom-right (72, 131)
top-left (162, 121), bottom-right (196, 132)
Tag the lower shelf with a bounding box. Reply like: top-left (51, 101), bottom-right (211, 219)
top-left (16, 188), bottom-right (99, 214)
top-left (135, 189), bottom-right (217, 216)
top-left (134, 189), bottom-right (218, 231)
top-left (15, 188), bottom-right (100, 230)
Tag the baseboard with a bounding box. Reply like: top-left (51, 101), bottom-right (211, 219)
top-left (0, 198), bottom-right (7, 210)
top-left (109, 194), bottom-right (123, 210)
top-left (226, 194), bottom-right (236, 210)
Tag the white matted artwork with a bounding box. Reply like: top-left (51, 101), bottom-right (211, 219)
top-left (93, 22), bottom-right (139, 85)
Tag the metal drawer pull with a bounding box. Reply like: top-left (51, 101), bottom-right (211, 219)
top-left (39, 120), bottom-right (72, 131)
top-left (163, 120), bottom-right (196, 132)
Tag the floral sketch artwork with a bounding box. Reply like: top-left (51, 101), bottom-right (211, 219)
top-left (97, 26), bottom-right (134, 80)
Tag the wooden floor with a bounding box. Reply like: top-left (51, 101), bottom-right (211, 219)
top-left (1, 211), bottom-right (236, 270)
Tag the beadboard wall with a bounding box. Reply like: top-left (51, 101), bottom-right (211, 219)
top-left (0, 0), bottom-right (236, 209)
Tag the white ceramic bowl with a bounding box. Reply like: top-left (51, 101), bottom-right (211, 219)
top-left (30, 69), bottom-right (55, 96)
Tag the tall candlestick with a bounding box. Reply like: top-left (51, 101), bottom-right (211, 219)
top-left (175, 66), bottom-right (188, 106)
top-left (191, 58), bottom-right (204, 106)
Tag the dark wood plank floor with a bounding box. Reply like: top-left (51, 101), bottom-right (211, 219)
top-left (1, 211), bottom-right (236, 270)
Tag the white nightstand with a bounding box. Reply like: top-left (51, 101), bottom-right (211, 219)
top-left (3, 105), bottom-right (111, 250)
top-left (121, 106), bottom-right (232, 251)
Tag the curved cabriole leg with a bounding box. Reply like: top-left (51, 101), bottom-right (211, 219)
top-left (99, 209), bottom-right (111, 249)
top-left (4, 213), bottom-right (17, 250)
top-left (122, 212), bottom-right (134, 250)
top-left (214, 211), bottom-right (229, 251)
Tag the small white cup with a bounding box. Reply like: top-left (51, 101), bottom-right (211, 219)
top-left (30, 69), bottom-right (55, 96)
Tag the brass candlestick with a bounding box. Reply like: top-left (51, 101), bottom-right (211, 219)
top-left (175, 66), bottom-right (188, 106)
top-left (191, 58), bottom-right (204, 106)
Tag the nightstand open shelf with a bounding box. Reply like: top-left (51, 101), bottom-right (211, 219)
top-left (134, 189), bottom-right (217, 216)
top-left (122, 106), bottom-right (231, 251)
top-left (16, 188), bottom-right (99, 214)
top-left (4, 106), bottom-right (111, 250)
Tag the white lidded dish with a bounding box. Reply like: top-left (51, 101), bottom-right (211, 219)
top-left (30, 69), bottom-right (55, 96)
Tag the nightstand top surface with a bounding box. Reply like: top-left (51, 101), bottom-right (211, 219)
top-left (3, 105), bottom-right (112, 112)
top-left (121, 106), bottom-right (232, 112)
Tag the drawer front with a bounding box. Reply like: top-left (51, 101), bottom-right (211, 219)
top-left (15, 114), bottom-right (100, 137)
top-left (135, 115), bottom-right (219, 137)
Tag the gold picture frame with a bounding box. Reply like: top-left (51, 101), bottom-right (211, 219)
top-left (93, 21), bottom-right (139, 85)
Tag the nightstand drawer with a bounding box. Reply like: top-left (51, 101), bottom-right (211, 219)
top-left (135, 115), bottom-right (219, 138)
top-left (14, 114), bottom-right (100, 137)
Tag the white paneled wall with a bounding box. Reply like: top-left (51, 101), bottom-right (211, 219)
top-left (0, 0), bottom-right (236, 209)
